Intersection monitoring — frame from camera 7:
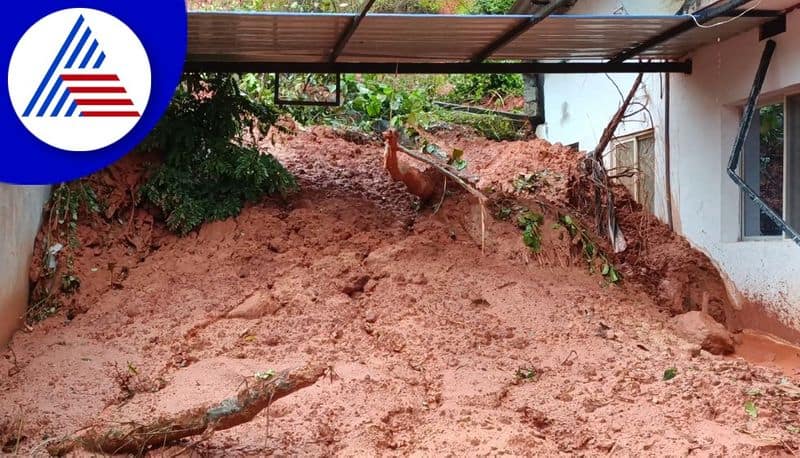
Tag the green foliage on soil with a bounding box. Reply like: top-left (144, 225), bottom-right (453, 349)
top-left (239, 72), bottom-right (525, 141)
top-left (663, 367), bottom-right (678, 381)
top-left (556, 214), bottom-right (622, 284)
top-left (140, 73), bottom-right (296, 235)
top-left (517, 211), bottom-right (544, 253)
top-left (29, 182), bottom-right (102, 322)
top-left (447, 74), bottom-right (523, 105)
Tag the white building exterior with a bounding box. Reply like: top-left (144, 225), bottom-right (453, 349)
top-left (0, 185), bottom-right (49, 345)
top-left (537, 0), bottom-right (800, 334)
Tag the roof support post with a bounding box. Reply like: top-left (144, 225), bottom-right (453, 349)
top-left (329, 0), bottom-right (377, 63)
top-left (470, 0), bottom-right (571, 63)
top-left (609, 0), bottom-right (750, 63)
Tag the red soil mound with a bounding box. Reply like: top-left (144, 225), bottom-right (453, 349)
top-left (2, 128), bottom-right (797, 456)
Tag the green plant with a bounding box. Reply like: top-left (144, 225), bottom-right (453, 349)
top-left (744, 400), bottom-right (758, 419)
top-left (663, 367), bottom-right (678, 381)
top-left (515, 367), bottom-right (538, 382)
top-left (448, 73), bottom-right (523, 105)
top-left (28, 182), bottom-right (102, 322)
top-left (469, 0), bottom-right (515, 14)
top-left (434, 109), bottom-right (521, 141)
top-left (140, 73), bottom-right (296, 235)
top-left (255, 369), bottom-right (277, 380)
top-left (556, 215), bottom-right (622, 284)
top-left (517, 211), bottom-right (544, 253)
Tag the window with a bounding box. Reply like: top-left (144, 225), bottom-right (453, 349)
top-left (611, 130), bottom-right (655, 213)
top-left (741, 95), bottom-right (800, 239)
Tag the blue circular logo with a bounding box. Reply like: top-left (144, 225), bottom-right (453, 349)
top-left (2, 1), bottom-right (187, 184)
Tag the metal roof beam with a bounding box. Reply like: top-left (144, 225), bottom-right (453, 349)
top-left (470, 0), bottom-right (571, 63)
top-left (185, 60), bottom-right (691, 74)
top-left (609, 0), bottom-right (751, 63)
top-left (329, 0), bottom-right (377, 63)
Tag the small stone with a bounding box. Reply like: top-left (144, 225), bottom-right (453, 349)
top-left (680, 343), bottom-right (702, 358)
top-left (364, 309), bottom-right (378, 323)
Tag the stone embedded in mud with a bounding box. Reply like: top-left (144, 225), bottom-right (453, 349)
top-left (227, 291), bottom-right (276, 320)
top-left (672, 311), bottom-right (735, 355)
top-left (364, 310), bottom-right (378, 323)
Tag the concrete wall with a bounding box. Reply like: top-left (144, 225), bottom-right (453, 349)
top-left (0, 185), bottom-right (49, 346)
top-left (538, 6), bottom-right (800, 330)
top-left (669, 11), bottom-right (800, 322)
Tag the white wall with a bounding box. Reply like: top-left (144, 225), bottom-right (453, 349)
top-left (0, 185), bottom-right (49, 346)
top-left (669, 10), bottom-right (800, 323)
top-left (537, 0), bottom-right (671, 221)
top-left (539, 7), bottom-right (800, 330)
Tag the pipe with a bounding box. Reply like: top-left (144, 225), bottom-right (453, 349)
top-left (664, 72), bottom-right (674, 230)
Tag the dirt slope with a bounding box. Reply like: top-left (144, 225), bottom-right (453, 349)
top-left (1, 127), bottom-right (799, 456)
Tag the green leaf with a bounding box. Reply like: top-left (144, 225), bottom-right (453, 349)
top-left (663, 367), bottom-right (678, 381)
top-left (255, 369), bottom-right (276, 380)
top-left (744, 401), bottom-right (758, 419)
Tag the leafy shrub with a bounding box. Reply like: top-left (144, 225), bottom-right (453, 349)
top-left (140, 73), bottom-right (296, 235)
top-left (434, 109), bottom-right (522, 141)
top-left (517, 211), bottom-right (544, 253)
top-left (372, 0), bottom-right (441, 13)
top-left (344, 75), bottom-right (432, 129)
top-left (448, 74), bottom-right (523, 104)
top-left (469, 0), bottom-right (515, 14)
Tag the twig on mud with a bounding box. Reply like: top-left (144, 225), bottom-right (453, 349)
top-left (433, 179), bottom-right (448, 215)
top-left (561, 350), bottom-right (578, 366)
top-left (48, 363), bottom-right (326, 456)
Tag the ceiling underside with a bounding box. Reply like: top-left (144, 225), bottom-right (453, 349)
top-left (187, 12), bottom-right (771, 65)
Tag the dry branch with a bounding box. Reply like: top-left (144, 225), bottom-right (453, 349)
top-left (48, 363), bottom-right (326, 456)
top-left (393, 139), bottom-right (489, 252)
top-left (588, 73), bottom-right (643, 253)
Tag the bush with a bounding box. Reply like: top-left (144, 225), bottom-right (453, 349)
top-left (469, 0), bottom-right (515, 14)
top-left (372, 0), bottom-right (441, 13)
top-left (140, 73), bottom-right (296, 235)
top-left (448, 74), bottom-right (523, 105)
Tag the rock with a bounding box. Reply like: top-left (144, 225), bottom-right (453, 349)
top-left (672, 311), bottom-right (735, 355)
top-left (342, 275), bottom-right (370, 297)
top-left (227, 291), bottom-right (277, 319)
top-left (364, 309), bottom-right (378, 323)
top-left (679, 343), bottom-right (702, 358)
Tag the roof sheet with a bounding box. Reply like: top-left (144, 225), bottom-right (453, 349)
top-left (187, 12), bottom-right (769, 64)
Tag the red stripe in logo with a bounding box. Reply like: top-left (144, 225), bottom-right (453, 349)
top-left (61, 74), bottom-right (120, 81)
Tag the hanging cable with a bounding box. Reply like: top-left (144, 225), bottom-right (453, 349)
top-left (688, 0), bottom-right (763, 29)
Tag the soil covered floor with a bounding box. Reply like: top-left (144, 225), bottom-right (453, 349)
top-left (2, 127), bottom-right (800, 456)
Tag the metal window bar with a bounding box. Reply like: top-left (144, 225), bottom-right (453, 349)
top-left (726, 39), bottom-right (800, 246)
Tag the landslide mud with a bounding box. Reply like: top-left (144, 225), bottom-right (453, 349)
top-left (2, 127), bottom-right (799, 456)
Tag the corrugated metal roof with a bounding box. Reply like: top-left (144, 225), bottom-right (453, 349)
top-left (187, 12), bottom-right (770, 64)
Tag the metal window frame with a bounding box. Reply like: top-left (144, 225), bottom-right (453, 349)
top-left (739, 93), bottom-right (800, 241)
top-left (727, 39), bottom-right (800, 246)
top-left (611, 128), bottom-right (655, 205)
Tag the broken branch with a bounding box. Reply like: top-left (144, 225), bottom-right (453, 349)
top-left (48, 363), bottom-right (326, 456)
